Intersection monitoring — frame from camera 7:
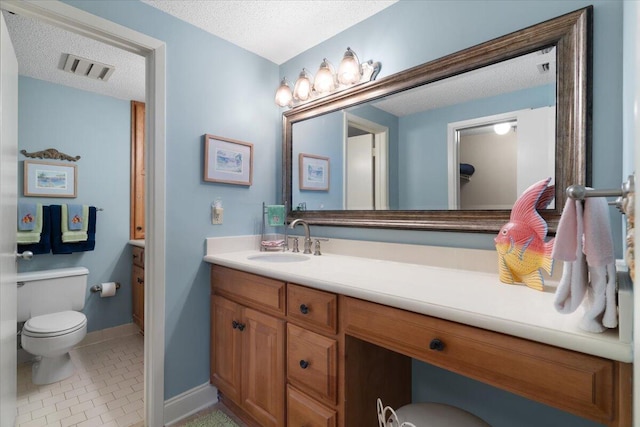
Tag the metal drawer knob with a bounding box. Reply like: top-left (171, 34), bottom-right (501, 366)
top-left (299, 304), bottom-right (309, 315)
top-left (429, 338), bottom-right (445, 352)
top-left (299, 359), bottom-right (310, 369)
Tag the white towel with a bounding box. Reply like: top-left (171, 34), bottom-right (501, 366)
top-left (553, 200), bottom-right (588, 313)
top-left (552, 197), bottom-right (617, 332)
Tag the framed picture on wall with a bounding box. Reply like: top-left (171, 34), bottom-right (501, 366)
top-left (299, 153), bottom-right (329, 191)
top-left (204, 134), bottom-right (253, 186)
top-left (24, 160), bottom-right (77, 198)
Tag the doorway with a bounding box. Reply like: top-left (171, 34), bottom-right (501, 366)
top-left (344, 113), bottom-right (389, 210)
top-left (0, 1), bottom-right (166, 425)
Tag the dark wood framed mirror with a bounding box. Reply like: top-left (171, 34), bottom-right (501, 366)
top-left (283, 7), bottom-right (591, 233)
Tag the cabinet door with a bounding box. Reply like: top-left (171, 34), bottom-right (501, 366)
top-left (211, 296), bottom-right (242, 403)
top-left (242, 307), bottom-right (285, 427)
top-left (130, 101), bottom-right (145, 239)
top-left (132, 264), bottom-right (144, 332)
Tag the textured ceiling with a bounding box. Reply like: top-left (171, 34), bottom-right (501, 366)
top-left (372, 48), bottom-right (557, 117)
top-left (1, 1), bottom-right (397, 102)
top-left (140, 0), bottom-right (398, 65)
top-left (2, 10), bottom-right (146, 101)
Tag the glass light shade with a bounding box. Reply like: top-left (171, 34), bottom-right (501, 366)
top-left (293, 68), bottom-right (313, 101)
top-left (314, 59), bottom-right (336, 94)
top-left (337, 47), bottom-right (361, 85)
top-left (493, 122), bottom-right (512, 135)
top-left (274, 77), bottom-right (293, 107)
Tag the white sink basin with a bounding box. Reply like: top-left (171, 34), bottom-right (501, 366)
top-left (247, 253), bottom-right (310, 263)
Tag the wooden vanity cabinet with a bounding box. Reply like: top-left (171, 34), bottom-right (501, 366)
top-left (210, 266), bottom-right (286, 427)
top-left (210, 265), bottom-right (631, 427)
top-left (131, 246), bottom-right (144, 333)
top-left (342, 296), bottom-right (632, 427)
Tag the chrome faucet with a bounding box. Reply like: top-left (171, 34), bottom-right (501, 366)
top-left (289, 219), bottom-right (312, 254)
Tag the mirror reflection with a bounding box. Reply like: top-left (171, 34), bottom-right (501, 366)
top-left (292, 48), bottom-right (557, 211)
top-left (284, 7), bottom-right (590, 233)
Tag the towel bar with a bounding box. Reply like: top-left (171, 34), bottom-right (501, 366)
top-left (566, 175), bottom-right (634, 213)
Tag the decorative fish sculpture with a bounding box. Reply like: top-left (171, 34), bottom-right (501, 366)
top-left (494, 178), bottom-right (555, 291)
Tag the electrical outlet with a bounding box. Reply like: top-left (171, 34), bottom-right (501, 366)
top-left (212, 207), bottom-right (223, 224)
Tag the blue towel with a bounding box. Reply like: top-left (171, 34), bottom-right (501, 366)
top-left (51, 205), bottom-right (96, 254)
top-left (18, 203), bottom-right (38, 231)
top-left (67, 204), bottom-right (84, 230)
top-left (18, 205), bottom-right (51, 255)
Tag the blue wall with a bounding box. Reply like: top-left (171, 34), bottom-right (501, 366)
top-left (17, 76), bottom-right (132, 334)
top-left (61, 0), bottom-right (280, 399)
top-left (279, 0), bottom-right (623, 255)
top-left (279, 2), bottom-right (622, 426)
top-left (292, 110), bottom-right (343, 210)
top-left (57, 1), bottom-right (624, 423)
top-left (399, 84), bottom-right (555, 209)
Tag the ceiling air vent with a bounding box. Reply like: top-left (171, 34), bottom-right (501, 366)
top-left (62, 54), bottom-right (115, 82)
top-left (537, 62), bottom-right (551, 74)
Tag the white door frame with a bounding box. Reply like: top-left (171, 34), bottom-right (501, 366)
top-left (343, 113), bottom-right (389, 209)
top-left (0, 12), bottom-right (19, 427)
top-left (446, 111), bottom-right (520, 209)
top-left (1, 1), bottom-right (166, 425)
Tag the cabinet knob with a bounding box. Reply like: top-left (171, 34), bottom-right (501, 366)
top-left (232, 320), bottom-right (244, 330)
top-left (299, 359), bottom-right (310, 369)
top-left (136, 226), bottom-right (143, 231)
top-left (299, 304), bottom-right (309, 315)
top-left (137, 277), bottom-right (144, 284)
top-left (429, 338), bottom-right (445, 352)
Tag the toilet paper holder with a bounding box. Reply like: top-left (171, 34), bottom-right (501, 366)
top-left (90, 282), bottom-right (121, 293)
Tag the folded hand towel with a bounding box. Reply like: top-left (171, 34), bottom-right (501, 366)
top-left (17, 203), bottom-right (43, 244)
top-left (61, 204), bottom-right (89, 243)
top-left (18, 203), bottom-right (38, 231)
top-left (267, 205), bottom-right (285, 227)
top-left (67, 204), bottom-right (84, 231)
top-left (51, 205), bottom-right (96, 254)
top-left (18, 205), bottom-right (51, 255)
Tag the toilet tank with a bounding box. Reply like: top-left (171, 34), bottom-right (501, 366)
top-left (17, 267), bottom-right (89, 322)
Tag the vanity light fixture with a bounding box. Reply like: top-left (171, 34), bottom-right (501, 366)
top-left (293, 68), bottom-right (313, 101)
top-left (314, 58), bottom-right (336, 94)
top-left (274, 77), bottom-right (293, 107)
top-left (337, 47), bottom-right (361, 85)
top-left (275, 47), bottom-right (381, 108)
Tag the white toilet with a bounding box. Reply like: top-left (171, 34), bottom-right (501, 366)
top-left (17, 267), bottom-right (89, 385)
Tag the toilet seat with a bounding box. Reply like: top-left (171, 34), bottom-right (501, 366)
top-left (23, 311), bottom-right (86, 338)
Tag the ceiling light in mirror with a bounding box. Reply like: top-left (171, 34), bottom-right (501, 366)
top-left (493, 122), bottom-right (513, 135)
top-left (337, 47), bottom-right (361, 85)
top-left (275, 77), bottom-right (293, 107)
top-left (293, 68), bottom-right (313, 101)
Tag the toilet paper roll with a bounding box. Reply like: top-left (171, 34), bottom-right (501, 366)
top-left (100, 282), bottom-right (117, 298)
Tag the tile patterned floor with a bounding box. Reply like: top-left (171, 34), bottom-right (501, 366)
top-left (16, 333), bottom-right (144, 427)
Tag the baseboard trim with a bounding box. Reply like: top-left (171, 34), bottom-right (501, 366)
top-left (164, 382), bottom-right (218, 426)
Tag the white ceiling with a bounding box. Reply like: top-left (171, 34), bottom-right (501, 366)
top-left (140, 0), bottom-right (398, 65)
top-left (1, 1), bottom-right (397, 102)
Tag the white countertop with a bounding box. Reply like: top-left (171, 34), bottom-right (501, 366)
top-left (128, 239), bottom-right (145, 248)
top-left (203, 238), bottom-right (632, 363)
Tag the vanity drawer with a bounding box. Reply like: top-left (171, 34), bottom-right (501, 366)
top-left (211, 265), bottom-right (285, 316)
top-left (287, 385), bottom-right (336, 427)
top-left (287, 323), bottom-right (338, 404)
top-left (132, 246), bottom-right (144, 268)
top-left (287, 284), bottom-right (338, 334)
top-left (342, 296), bottom-right (617, 424)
